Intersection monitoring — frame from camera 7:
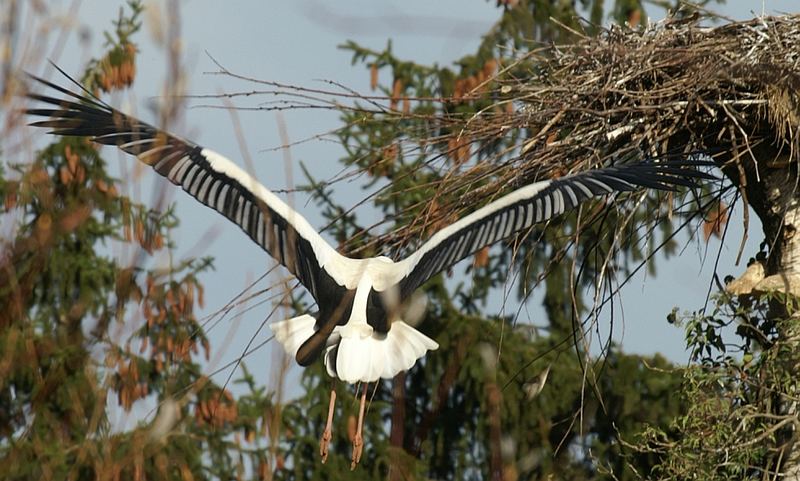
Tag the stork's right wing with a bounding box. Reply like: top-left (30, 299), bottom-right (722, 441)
top-left (26, 71), bottom-right (351, 302)
top-left (392, 160), bottom-right (715, 299)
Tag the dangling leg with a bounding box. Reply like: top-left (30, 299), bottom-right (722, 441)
top-left (320, 388), bottom-right (336, 463)
top-left (350, 383), bottom-right (367, 470)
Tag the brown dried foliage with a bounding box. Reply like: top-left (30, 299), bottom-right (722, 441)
top-left (368, 143), bottom-right (399, 177)
top-left (370, 64), bottom-right (379, 91)
top-left (96, 42), bottom-right (137, 92)
top-left (115, 356), bottom-right (149, 411)
top-left (453, 58), bottom-right (497, 103)
top-left (703, 202), bottom-right (729, 240)
top-left (390, 78), bottom-right (404, 111)
top-left (194, 389), bottom-right (238, 428)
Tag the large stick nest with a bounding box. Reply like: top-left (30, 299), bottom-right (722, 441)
top-left (512, 13), bottom-right (800, 173)
top-left (372, 14), bottom-right (800, 255)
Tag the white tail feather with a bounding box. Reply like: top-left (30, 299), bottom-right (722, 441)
top-left (270, 314), bottom-right (317, 359)
top-left (273, 316), bottom-right (439, 383)
top-left (334, 321), bottom-right (439, 383)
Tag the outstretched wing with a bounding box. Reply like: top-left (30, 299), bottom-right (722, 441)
top-left (25, 72), bottom-right (349, 302)
top-left (393, 161), bottom-right (713, 299)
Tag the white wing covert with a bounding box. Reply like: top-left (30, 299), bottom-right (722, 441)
top-left (394, 162), bottom-right (712, 299)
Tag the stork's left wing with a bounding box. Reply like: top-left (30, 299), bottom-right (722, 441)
top-left (393, 161), bottom-right (714, 299)
top-left (25, 72), bottom-right (348, 302)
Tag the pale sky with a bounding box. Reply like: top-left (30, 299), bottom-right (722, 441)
top-left (12, 1), bottom-right (797, 407)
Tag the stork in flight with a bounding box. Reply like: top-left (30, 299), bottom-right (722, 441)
top-left (25, 70), bottom-right (713, 467)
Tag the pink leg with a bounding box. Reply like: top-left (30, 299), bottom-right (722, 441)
top-left (350, 383), bottom-right (367, 470)
top-left (319, 389), bottom-right (336, 463)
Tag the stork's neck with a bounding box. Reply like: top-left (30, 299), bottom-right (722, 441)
top-left (348, 274), bottom-right (373, 326)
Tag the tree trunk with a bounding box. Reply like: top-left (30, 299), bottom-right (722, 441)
top-left (733, 143), bottom-right (800, 479)
top-left (773, 197), bottom-right (800, 480)
top-left (389, 372), bottom-right (406, 481)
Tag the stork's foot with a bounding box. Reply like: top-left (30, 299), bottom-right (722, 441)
top-left (320, 428), bottom-right (332, 463)
top-left (350, 383), bottom-right (368, 470)
top-left (350, 433), bottom-right (363, 470)
top-left (320, 389), bottom-right (336, 463)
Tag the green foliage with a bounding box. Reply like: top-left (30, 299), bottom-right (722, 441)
top-left (277, 291), bottom-right (686, 480)
top-left (641, 289), bottom-right (799, 479)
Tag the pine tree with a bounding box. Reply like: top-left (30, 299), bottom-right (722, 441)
top-left (1, 3), bottom-right (276, 479)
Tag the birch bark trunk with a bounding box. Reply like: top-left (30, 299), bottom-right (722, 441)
top-left (774, 198), bottom-right (800, 480)
top-left (734, 146), bottom-right (800, 478)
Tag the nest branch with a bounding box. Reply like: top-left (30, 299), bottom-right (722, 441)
top-left (367, 14), bottom-right (800, 256)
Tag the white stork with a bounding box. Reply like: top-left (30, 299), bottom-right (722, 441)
top-left (26, 70), bottom-right (713, 466)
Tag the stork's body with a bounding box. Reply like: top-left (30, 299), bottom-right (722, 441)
top-left (25, 68), bottom-right (714, 466)
top-left (272, 254), bottom-right (439, 384)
